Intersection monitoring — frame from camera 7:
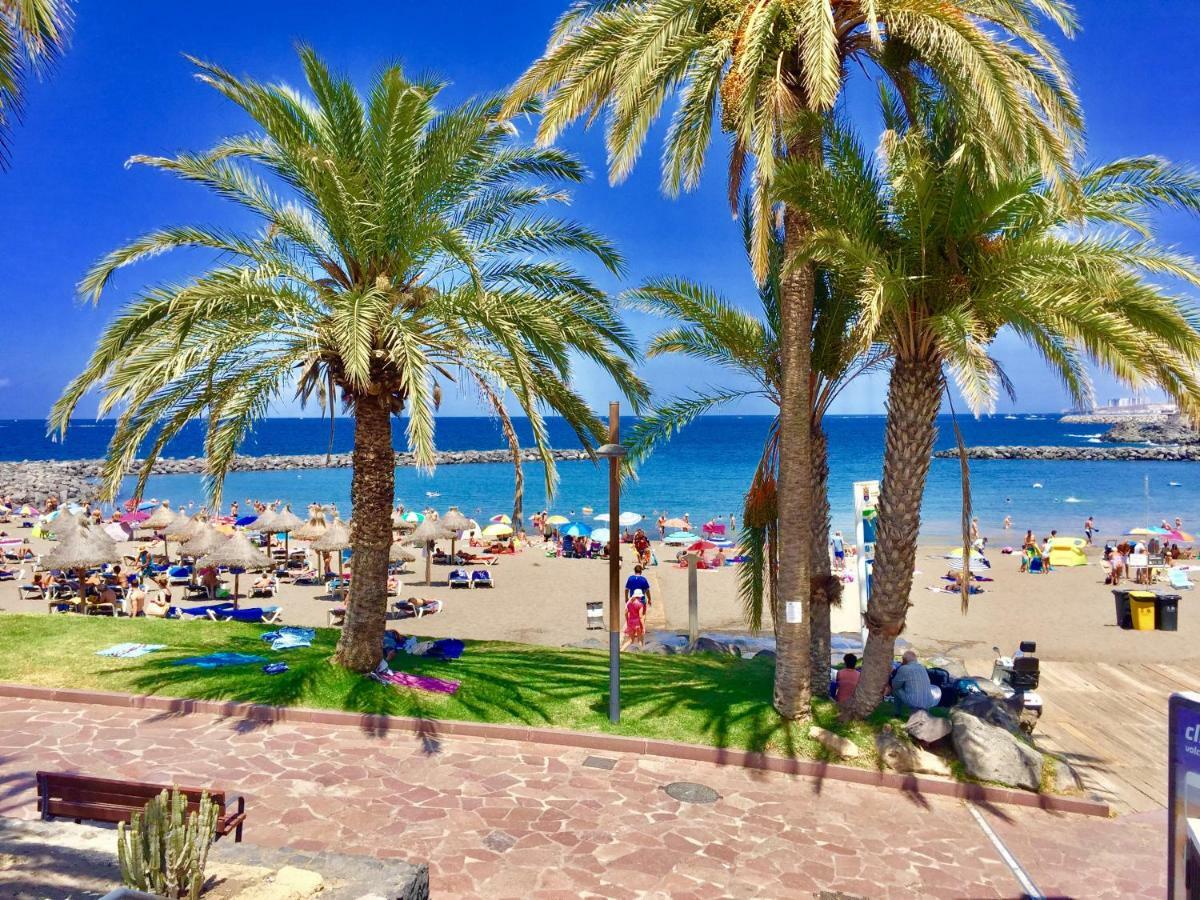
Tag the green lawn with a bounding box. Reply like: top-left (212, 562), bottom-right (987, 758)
top-left (0, 613), bottom-right (909, 764)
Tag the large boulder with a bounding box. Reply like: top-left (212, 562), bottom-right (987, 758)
top-left (688, 636), bottom-right (740, 656)
top-left (631, 641), bottom-right (673, 655)
top-left (950, 709), bottom-right (1043, 791)
top-left (905, 710), bottom-right (952, 746)
top-left (876, 727), bottom-right (953, 777)
top-left (808, 726), bottom-right (860, 759)
top-left (956, 692), bottom-right (1024, 734)
top-left (1050, 757), bottom-right (1084, 794)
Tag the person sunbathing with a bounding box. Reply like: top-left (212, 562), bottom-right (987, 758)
top-left (251, 574), bottom-right (273, 592)
top-left (293, 567), bottom-right (320, 583)
top-left (396, 596), bottom-right (442, 618)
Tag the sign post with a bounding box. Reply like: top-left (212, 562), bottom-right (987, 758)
top-left (1169, 692), bottom-right (1200, 898)
top-left (852, 480), bottom-right (880, 645)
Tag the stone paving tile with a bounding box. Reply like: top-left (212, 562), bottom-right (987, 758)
top-left (0, 697), bottom-right (1165, 897)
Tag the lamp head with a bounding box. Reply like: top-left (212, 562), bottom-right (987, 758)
top-left (596, 443), bottom-right (627, 460)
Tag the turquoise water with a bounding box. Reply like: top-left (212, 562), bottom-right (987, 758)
top-left (2, 416), bottom-right (1193, 540)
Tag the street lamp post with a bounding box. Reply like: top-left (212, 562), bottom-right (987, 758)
top-left (596, 401), bottom-right (626, 724)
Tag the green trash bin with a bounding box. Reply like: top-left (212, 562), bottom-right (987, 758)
top-left (1155, 593), bottom-right (1180, 632)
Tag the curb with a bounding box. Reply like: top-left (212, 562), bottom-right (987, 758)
top-left (0, 681), bottom-right (1111, 818)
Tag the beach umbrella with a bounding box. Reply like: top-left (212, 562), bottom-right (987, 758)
top-left (482, 522), bottom-right (513, 538)
top-left (312, 517), bottom-right (352, 578)
top-left (664, 531), bottom-right (699, 544)
top-left (618, 512), bottom-right (643, 527)
top-left (123, 510), bottom-right (150, 524)
top-left (234, 515), bottom-right (258, 528)
top-left (945, 547), bottom-right (991, 573)
top-left (389, 542), bottom-right (418, 565)
top-left (441, 507), bottom-right (472, 559)
top-left (199, 530), bottom-right (270, 608)
top-left (561, 522), bottom-right (590, 538)
top-left (270, 506), bottom-right (304, 559)
top-left (664, 517), bottom-right (688, 529)
top-left (42, 526), bottom-right (118, 608)
top-left (18, 505), bottom-right (38, 517)
top-left (407, 518), bottom-right (447, 586)
top-left (292, 505), bottom-right (329, 542)
top-left (591, 527), bottom-right (611, 544)
top-left (1165, 530), bottom-right (1195, 543)
top-left (162, 512), bottom-right (195, 563)
top-left (593, 512), bottom-right (611, 522)
top-left (142, 502), bottom-right (177, 531)
top-left (545, 514), bottom-right (570, 526)
top-left (687, 540), bottom-right (717, 552)
top-left (401, 510), bottom-right (425, 524)
top-left (490, 513), bottom-right (512, 524)
top-left (181, 522), bottom-right (226, 558)
top-left (103, 522), bottom-right (134, 543)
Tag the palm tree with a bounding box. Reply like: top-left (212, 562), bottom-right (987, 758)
top-left (776, 98), bottom-right (1200, 718)
top-left (625, 206), bottom-right (885, 686)
top-left (50, 49), bottom-right (647, 671)
top-left (506, 0), bottom-right (1080, 718)
top-left (0, 0), bottom-right (71, 163)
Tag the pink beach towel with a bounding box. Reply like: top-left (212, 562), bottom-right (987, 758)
top-left (375, 669), bottom-right (460, 694)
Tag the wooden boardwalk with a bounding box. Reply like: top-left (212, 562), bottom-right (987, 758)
top-left (1031, 659), bottom-right (1200, 814)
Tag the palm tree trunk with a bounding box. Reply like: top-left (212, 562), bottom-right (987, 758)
top-left (773, 183), bottom-right (817, 717)
top-left (845, 355), bottom-right (943, 718)
top-left (808, 422), bottom-right (835, 688)
top-left (333, 394), bottom-right (395, 672)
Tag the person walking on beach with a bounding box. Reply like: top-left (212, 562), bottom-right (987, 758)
top-left (625, 564), bottom-right (651, 608)
top-left (830, 531), bottom-right (845, 572)
top-left (1003, 515), bottom-right (1012, 531)
top-left (1084, 516), bottom-right (1095, 544)
top-left (656, 515), bottom-right (666, 540)
top-left (622, 590), bottom-right (646, 649)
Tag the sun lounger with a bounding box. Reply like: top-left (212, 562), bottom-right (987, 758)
top-left (448, 569), bottom-right (471, 589)
top-left (249, 578), bottom-right (277, 598)
top-left (471, 569), bottom-right (494, 588)
top-left (1169, 568), bottom-right (1194, 589)
top-left (167, 566), bottom-right (192, 585)
top-left (207, 605), bottom-right (283, 624)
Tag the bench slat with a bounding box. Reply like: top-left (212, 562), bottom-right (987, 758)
top-left (52, 785), bottom-right (227, 811)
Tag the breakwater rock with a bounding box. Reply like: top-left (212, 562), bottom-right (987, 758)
top-left (1059, 412), bottom-right (1171, 425)
top-left (0, 448), bottom-right (592, 506)
top-left (933, 445), bottom-right (1200, 461)
top-left (1102, 419), bottom-right (1200, 445)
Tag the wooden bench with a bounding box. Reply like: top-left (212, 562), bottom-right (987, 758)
top-left (36, 771), bottom-right (245, 842)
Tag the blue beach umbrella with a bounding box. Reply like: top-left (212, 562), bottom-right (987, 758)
top-left (591, 527), bottom-right (611, 543)
top-left (561, 523), bottom-right (590, 538)
top-left (235, 515), bottom-right (258, 527)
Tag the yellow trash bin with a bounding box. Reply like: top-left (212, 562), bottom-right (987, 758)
top-left (1129, 591), bottom-right (1157, 631)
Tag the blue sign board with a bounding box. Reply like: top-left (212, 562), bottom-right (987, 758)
top-left (1168, 692), bottom-right (1200, 898)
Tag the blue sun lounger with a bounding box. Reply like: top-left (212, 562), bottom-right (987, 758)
top-left (207, 605), bottom-right (283, 624)
top-left (448, 569), bottom-right (471, 589)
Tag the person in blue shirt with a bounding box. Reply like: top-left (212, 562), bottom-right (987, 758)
top-left (888, 651), bottom-right (935, 711)
top-left (830, 530), bottom-right (846, 572)
top-left (624, 565), bottom-right (651, 608)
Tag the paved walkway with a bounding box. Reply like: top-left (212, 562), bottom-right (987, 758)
top-left (0, 697), bottom-right (1167, 898)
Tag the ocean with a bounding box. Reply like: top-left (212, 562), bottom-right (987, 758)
top-left (3, 415), bottom-right (1195, 542)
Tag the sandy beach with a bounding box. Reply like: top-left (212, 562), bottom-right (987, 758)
top-left (0, 529), bottom-right (1194, 669)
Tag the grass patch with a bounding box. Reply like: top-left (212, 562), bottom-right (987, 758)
top-left (0, 613), bottom-right (863, 761)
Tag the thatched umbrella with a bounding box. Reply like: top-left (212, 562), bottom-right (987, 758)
top-left (199, 530), bottom-right (270, 609)
top-left (389, 542), bottom-right (417, 565)
top-left (143, 502), bottom-right (177, 531)
top-left (293, 505), bottom-right (328, 542)
top-left (270, 505), bottom-right (304, 560)
top-left (181, 522), bottom-right (226, 558)
top-left (407, 518), bottom-right (449, 586)
top-left (43, 525), bottom-right (119, 609)
top-left (311, 517), bottom-right (351, 578)
top-left (441, 506), bottom-right (472, 560)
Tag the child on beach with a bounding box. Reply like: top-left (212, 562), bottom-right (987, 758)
top-left (622, 591), bottom-right (645, 649)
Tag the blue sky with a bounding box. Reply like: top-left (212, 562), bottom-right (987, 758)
top-left (1, 0), bottom-right (1197, 419)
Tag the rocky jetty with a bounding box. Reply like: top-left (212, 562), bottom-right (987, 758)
top-left (1059, 412), bottom-right (1172, 425)
top-left (0, 448), bottom-right (592, 506)
top-left (1102, 419), bottom-right (1200, 445)
top-left (934, 445), bottom-right (1200, 461)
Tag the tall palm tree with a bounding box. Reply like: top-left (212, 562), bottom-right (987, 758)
top-left (776, 98), bottom-right (1200, 718)
top-left (50, 49), bottom-right (647, 671)
top-left (506, 0), bottom-right (1080, 718)
top-left (0, 0), bottom-right (71, 163)
top-left (625, 206), bottom-right (885, 686)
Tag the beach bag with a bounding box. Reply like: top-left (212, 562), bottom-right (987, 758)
top-left (426, 639), bottom-right (465, 660)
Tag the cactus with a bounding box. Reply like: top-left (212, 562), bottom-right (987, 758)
top-left (117, 788), bottom-right (219, 900)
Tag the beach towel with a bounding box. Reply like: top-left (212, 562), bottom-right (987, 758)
top-left (423, 638), bottom-right (465, 660)
top-left (96, 642), bottom-right (167, 659)
top-left (173, 652), bottom-right (267, 668)
top-left (260, 626), bottom-right (315, 651)
top-left (262, 662), bottom-right (289, 675)
top-left (372, 668), bottom-right (460, 694)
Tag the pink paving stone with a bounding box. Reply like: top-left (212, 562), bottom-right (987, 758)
top-left (0, 696), bottom-right (1168, 899)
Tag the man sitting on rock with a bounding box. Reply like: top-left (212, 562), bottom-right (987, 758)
top-left (888, 651), bottom-right (935, 712)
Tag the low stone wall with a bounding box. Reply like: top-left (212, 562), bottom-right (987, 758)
top-left (0, 448), bottom-right (591, 505)
top-left (933, 445), bottom-right (1200, 461)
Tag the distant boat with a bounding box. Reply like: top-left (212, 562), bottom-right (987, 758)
top-left (1170, 481), bottom-right (1183, 487)
top-left (1064, 497), bottom-right (1083, 503)
top-left (1004, 415), bottom-right (1018, 420)
top-left (426, 491), bottom-right (440, 497)
top-left (1032, 482), bottom-right (1043, 489)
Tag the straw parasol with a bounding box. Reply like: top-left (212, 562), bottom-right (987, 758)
top-left (407, 517), bottom-right (448, 585)
top-left (42, 525), bottom-right (120, 609)
top-left (389, 542), bottom-right (418, 566)
top-left (311, 517), bottom-right (351, 578)
top-left (181, 522), bottom-right (226, 559)
top-left (143, 502), bottom-right (177, 531)
top-left (270, 505), bottom-right (305, 558)
top-left (441, 507), bottom-right (472, 560)
top-left (162, 511), bottom-right (195, 563)
top-left (293, 505), bottom-right (328, 542)
top-left (199, 530), bottom-right (270, 609)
